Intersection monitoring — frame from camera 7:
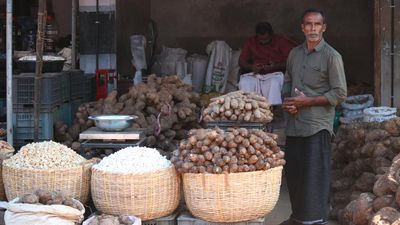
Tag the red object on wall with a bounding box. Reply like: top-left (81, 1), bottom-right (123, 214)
top-left (95, 69), bottom-right (116, 100)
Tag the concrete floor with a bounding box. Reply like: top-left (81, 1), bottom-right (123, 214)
top-left (266, 178), bottom-right (340, 225)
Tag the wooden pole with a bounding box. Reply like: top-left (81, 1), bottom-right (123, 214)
top-left (6, 0), bottom-right (13, 145)
top-left (34, 0), bottom-right (46, 141)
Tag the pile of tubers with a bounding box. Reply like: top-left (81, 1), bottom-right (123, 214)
top-left (171, 127), bottom-right (285, 174)
top-left (20, 190), bottom-right (83, 211)
top-left (86, 214), bottom-right (137, 225)
top-left (340, 153), bottom-right (400, 225)
top-left (55, 75), bottom-right (203, 157)
top-left (202, 91), bottom-right (273, 123)
top-left (331, 118), bottom-right (400, 224)
top-left (0, 140), bottom-right (14, 160)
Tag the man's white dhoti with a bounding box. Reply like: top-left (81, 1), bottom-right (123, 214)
top-left (238, 72), bottom-right (284, 105)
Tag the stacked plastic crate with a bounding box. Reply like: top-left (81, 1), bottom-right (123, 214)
top-left (57, 72), bottom-right (72, 126)
top-left (70, 70), bottom-right (94, 124)
top-left (12, 72), bottom-right (65, 148)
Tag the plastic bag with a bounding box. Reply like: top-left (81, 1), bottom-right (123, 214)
top-left (182, 74), bottom-right (193, 86)
top-left (363, 107), bottom-right (397, 123)
top-left (225, 49), bottom-right (241, 93)
top-left (0, 198), bottom-right (85, 225)
top-left (187, 54), bottom-right (208, 93)
top-left (133, 70), bottom-right (143, 85)
top-left (175, 61), bottom-right (187, 79)
top-left (130, 35), bottom-right (147, 70)
top-left (82, 214), bottom-right (141, 225)
top-left (204, 41), bottom-right (232, 93)
top-left (152, 46), bottom-right (187, 76)
top-left (341, 94), bottom-right (374, 119)
top-left (341, 94), bottom-right (374, 110)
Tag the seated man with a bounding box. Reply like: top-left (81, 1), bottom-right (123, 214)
top-left (239, 22), bottom-right (296, 105)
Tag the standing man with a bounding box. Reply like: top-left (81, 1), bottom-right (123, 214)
top-left (238, 22), bottom-right (295, 105)
top-left (281, 8), bottom-right (347, 225)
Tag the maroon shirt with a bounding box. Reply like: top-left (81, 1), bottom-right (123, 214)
top-left (239, 35), bottom-right (296, 66)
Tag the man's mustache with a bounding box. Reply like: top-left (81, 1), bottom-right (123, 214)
top-left (307, 33), bottom-right (319, 38)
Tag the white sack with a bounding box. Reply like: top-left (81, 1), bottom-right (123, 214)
top-left (204, 41), bottom-right (232, 93)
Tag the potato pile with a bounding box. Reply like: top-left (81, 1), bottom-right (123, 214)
top-left (55, 75), bottom-right (202, 156)
top-left (202, 91), bottom-right (273, 123)
top-left (86, 214), bottom-right (137, 225)
top-left (171, 128), bottom-right (285, 174)
top-left (331, 118), bottom-right (400, 223)
top-left (0, 128), bottom-right (6, 137)
top-left (0, 140), bottom-right (14, 159)
top-left (19, 190), bottom-right (83, 211)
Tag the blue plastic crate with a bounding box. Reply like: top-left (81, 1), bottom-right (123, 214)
top-left (12, 108), bottom-right (59, 145)
top-left (13, 73), bottom-right (63, 112)
top-left (70, 70), bottom-right (86, 100)
top-left (82, 75), bottom-right (95, 102)
top-left (60, 72), bottom-right (71, 102)
top-left (58, 102), bottom-right (72, 126)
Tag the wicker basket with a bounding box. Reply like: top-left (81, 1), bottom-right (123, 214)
top-left (2, 161), bottom-right (93, 203)
top-left (0, 159), bottom-right (6, 200)
top-left (182, 166), bottom-right (283, 222)
top-left (91, 165), bottom-right (180, 220)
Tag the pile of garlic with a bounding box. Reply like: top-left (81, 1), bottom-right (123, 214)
top-left (4, 141), bottom-right (86, 170)
top-left (93, 146), bottom-right (171, 173)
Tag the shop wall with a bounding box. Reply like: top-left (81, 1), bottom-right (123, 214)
top-left (150, 0), bottom-right (374, 85)
top-left (51, 0), bottom-right (72, 38)
top-left (116, 0), bottom-right (150, 76)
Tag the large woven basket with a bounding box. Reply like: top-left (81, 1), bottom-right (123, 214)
top-left (2, 161), bottom-right (93, 203)
top-left (91, 165), bottom-right (180, 220)
top-left (183, 166), bottom-right (283, 222)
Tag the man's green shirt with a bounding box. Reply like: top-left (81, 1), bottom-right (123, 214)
top-left (283, 39), bottom-right (347, 137)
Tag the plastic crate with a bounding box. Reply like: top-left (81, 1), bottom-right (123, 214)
top-left (13, 73), bottom-right (63, 112)
top-left (12, 108), bottom-right (59, 146)
top-left (57, 101), bottom-right (72, 126)
top-left (142, 212), bottom-right (178, 225)
top-left (70, 70), bottom-right (86, 100)
top-left (82, 74), bottom-right (95, 102)
top-left (60, 72), bottom-right (71, 102)
top-left (177, 212), bottom-right (265, 225)
top-left (206, 121), bottom-right (268, 131)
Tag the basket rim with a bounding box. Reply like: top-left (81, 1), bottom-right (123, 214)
top-left (92, 164), bottom-right (176, 176)
top-left (182, 166), bottom-right (283, 177)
